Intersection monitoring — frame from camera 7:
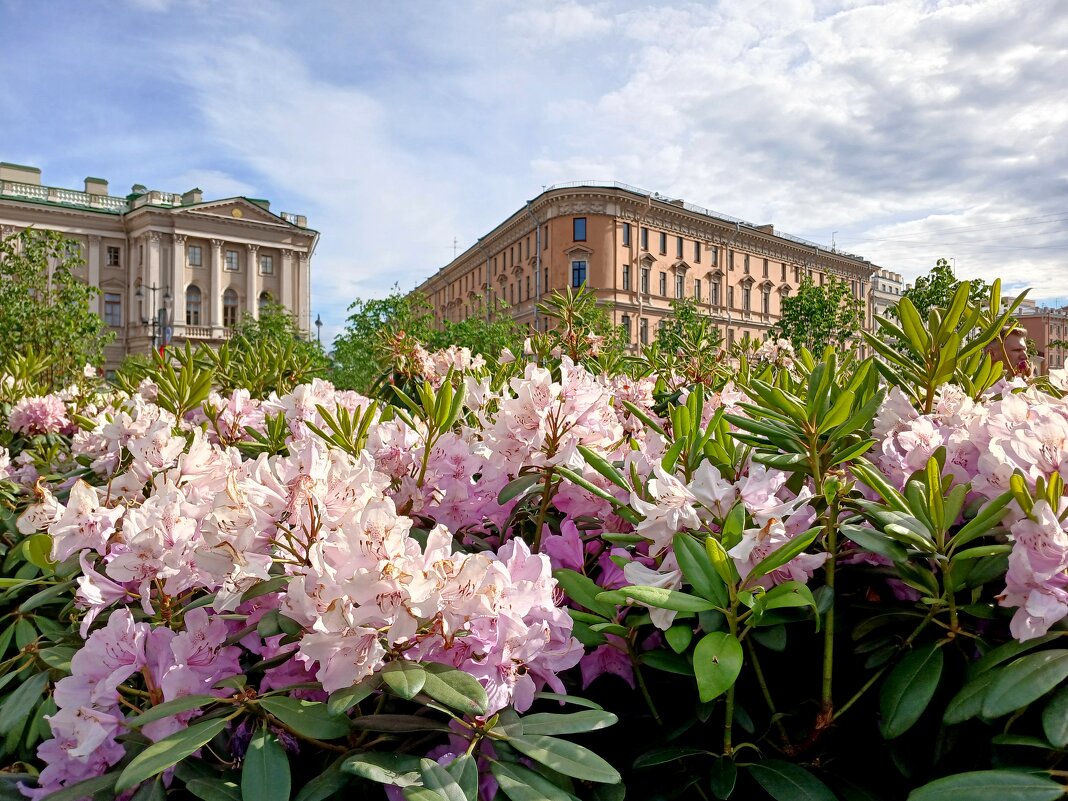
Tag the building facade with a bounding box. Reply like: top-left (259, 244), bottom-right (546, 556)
top-left (870, 268), bottom-right (904, 321)
top-left (1015, 306), bottom-right (1068, 374)
top-left (416, 183), bottom-right (877, 350)
top-left (0, 162), bottom-right (316, 373)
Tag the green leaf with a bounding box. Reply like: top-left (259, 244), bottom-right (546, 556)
top-left (499, 474), bottom-right (542, 505)
top-left (532, 692), bottom-right (604, 711)
top-left (116, 717), bottom-right (229, 791)
top-left (705, 537), bottom-right (740, 586)
top-left (417, 758), bottom-right (468, 801)
top-left (907, 770), bottom-right (1065, 801)
top-left (130, 778), bottom-right (167, 801)
top-left (721, 502), bottom-right (747, 550)
top-left (0, 671), bottom-right (50, 734)
top-left (746, 527), bottom-right (820, 585)
top-left (665, 623), bottom-right (694, 653)
top-left (241, 727), bottom-right (291, 801)
top-left (326, 674), bottom-right (381, 716)
top-left (748, 760), bottom-right (837, 801)
top-left (944, 670), bottom-right (998, 725)
top-left (342, 752), bottom-right (422, 786)
top-left (1041, 685), bottom-right (1068, 748)
top-left (382, 660), bottom-right (427, 700)
top-left (349, 714), bottom-right (452, 733)
top-left (445, 755), bottom-right (478, 801)
top-left (507, 734), bottom-right (621, 785)
top-left (552, 569), bottom-right (616, 619)
top-left (597, 585), bottom-right (716, 613)
top-left (754, 581), bottom-right (818, 620)
top-left (693, 631), bottom-right (743, 702)
top-left (491, 761), bottom-right (578, 801)
top-left (967, 633), bottom-right (1060, 680)
top-left (185, 778), bottom-right (242, 801)
top-left (673, 533), bottom-right (729, 607)
top-left (293, 757), bottom-right (350, 801)
top-left (710, 755), bottom-right (737, 800)
top-left (879, 642), bottom-right (944, 739)
top-left (577, 445), bottom-right (630, 492)
top-left (22, 534), bottom-right (54, 570)
top-left (258, 697), bottom-right (350, 740)
top-left (124, 695), bottom-right (220, 728)
top-left (520, 710), bottom-right (618, 736)
top-left (632, 746), bottom-right (710, 769)
top-left (420, 663), bottom-right (489, 716)
top-left (26, 771), bottom-right (119, 801)
top-left (982, 650), bottom-right (1068, 719)
top-left (240, 575), bottom-right (291, 603)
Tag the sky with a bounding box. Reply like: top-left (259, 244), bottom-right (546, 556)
top-left (2, 0), bottom-right (1067, 344)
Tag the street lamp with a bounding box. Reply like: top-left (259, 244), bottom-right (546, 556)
top-left (136, 283), bottom-right (173, 353)
top-left (315, 313), bottom-right (323, 344)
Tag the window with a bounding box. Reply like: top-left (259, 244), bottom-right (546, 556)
top-left (710, 248), bottom-right (718, 266)
top-left (223, 288), bottom-right (239, 327)
top-left (728, 328), bottom-right (735, 347)
top-left (744, 255), bottom-right (750, 274)
top-left (763, 258), bottom-right (769, 278)
top-left (258, 291), bottom-right (272, 313)
top-left (186, 286), bottom-right (202, 326)
top-left (711, 280), bottom-right (720, 306)
top-left (517, 279), bottom-right (522, 302)
top-left (573, 217), bottom-right (587, 241)
top-left (623, 223), bottom-right (631, 247)
top-left (621, 314), bottom-right (631, 342)
top-left (676, 236), bottom-right (683, 259)
top-left (259, 254), bottom-right (274, 275)
top-left (675, 273), bottom-right (684, 298)
top-left (728, 286), bottom-right (735, 308)
top-left (526, 275), bottom-right (531, 298)
top-left (695, 279), bottom-right (702, 302)
top-left (781, 263), bottom-right (787, 281)
top-left (188, 245), bottom-right (202, 267)
top-left (641, 267), bottom-right (650, 294)
top-left (659, 272), bottom-right (667, 295)
top-left (225, 250), bottom-right (239, 271)
top-left (571, 260), bottom-right (587, 288)
top-left (543, 224), bottom-right (549, 250)
top-left (728, 251), bottom-right (734, 271)
top-left (641, 227), bottom-right (649, 250)
top-left (659, 232), bottom-right (667, 254)
top-left (106, 246), bottom-right (121, 266)
top-left (104, 293), bottom-right (122, 326)
top-left (694, 241), bottom-right (701, 263)
top-left (762, 289), bottom-right (770, 315)
top-left (623, 265), bottom-right (631, 290)
top-left (742, 285), bottom-right (751, 311)
top-left (640, 318), bottom-right (648, 345)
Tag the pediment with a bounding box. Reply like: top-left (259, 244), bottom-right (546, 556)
top-left (177, 198), bottom-right (290, 226)
top-left (673, 260), bottom-right (691, 273)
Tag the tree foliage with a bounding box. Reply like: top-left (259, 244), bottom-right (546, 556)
top-left (330, 286), bottom-right (524, 391)
top-left (0, 228), bottom-right (114, 388)
top-left (893, 258), bottom-right (989, 321)
top-left (769, 275), bottom-right (864, 354)
top-left (648, 297), bottom-right (727, 384)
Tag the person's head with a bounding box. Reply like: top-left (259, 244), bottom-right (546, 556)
top-left (985, 326), bottom-right (1031, 377)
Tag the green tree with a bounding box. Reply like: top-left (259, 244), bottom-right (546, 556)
top-left (649, 297), bottom-right (726, 384)
top-left (892, 258), bottom-right (989, 321)
top-left (0, 228), bottom-right (114, 388)
top-left (232, 302), bottom-right (329, 370)
top-left (770, 275), bottom-right (864, 354)
top-left (331, 286), bottom-right (524, 392)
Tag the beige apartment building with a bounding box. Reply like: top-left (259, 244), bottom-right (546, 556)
top-left (870, 268), bottom-right (904, 322)
top-left (416, 182), bottom-right (877, 350)
top-left (0, 162), bottom-right (316, 373)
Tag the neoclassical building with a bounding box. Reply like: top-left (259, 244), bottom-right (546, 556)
top-left (0, 162), bottom-right (316, 373)
top-left (416, 182), bottom-right (878, 350)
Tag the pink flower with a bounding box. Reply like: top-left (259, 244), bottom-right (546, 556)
top-left (8, 394), bottom-right (70, 436)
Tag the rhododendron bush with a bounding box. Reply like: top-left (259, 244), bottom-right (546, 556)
top-left (0, 281), bottom-right (1065, 801)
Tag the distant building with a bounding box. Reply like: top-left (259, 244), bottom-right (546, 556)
top-left (870, 268), bottom-right (904, 320)
top-left (416, 182), bottom-right (878, 350)
top-left (1015, 305), bottom-right (1068, 374)
top-left (0, 161), bottom-right (316, 373)
top-left (1002, 296), bottom-right (1037, 315)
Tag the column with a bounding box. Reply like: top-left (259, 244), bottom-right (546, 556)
top-left (147, 232), bottom-right (162, 293)
top-left (246, 243), bottom-right (259, 320)
top-left (280, 249), bottom-right (294, 312)
top-left (298, 252), bottom-right (310, 334)
top-left (210, 239), bottom-right (224, 330)
top-left (172, 235), bottom-right (186, 336)
top-left (87, 235), bottom-right (101, 314)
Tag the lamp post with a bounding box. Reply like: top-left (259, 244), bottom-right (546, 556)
top-left (136, 283), bottom-right (172, 353)
top-left (315, 313), bottom-right (323, 344)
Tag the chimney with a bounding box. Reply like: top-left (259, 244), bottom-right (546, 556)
top-left (84, 176), bottom-right (108, 195)
top-left (0, 162), bottom-right (41, 185)
top-left (756, 224), bottom-right (774, 234)
top-left (181, 188), bottom-right (203, 205)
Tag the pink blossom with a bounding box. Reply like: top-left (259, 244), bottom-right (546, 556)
top-left (8, 394), bottom-right (70, 436)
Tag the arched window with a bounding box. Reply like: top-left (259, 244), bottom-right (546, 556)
top-left (223, 288), bottom-right (238, 328)
top-left (186, 285), bottom-right (202, 326)
top-left (258, 291), bottom-right (272, 313)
